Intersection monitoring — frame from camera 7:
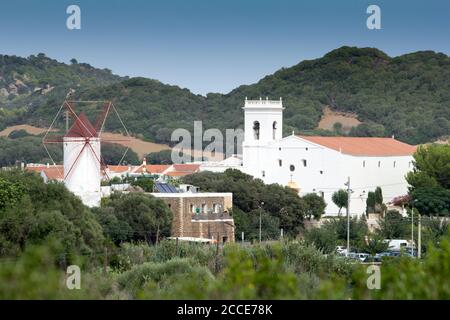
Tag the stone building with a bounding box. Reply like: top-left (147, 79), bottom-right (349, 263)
top-left (151, 192), bottom-right (235, 243)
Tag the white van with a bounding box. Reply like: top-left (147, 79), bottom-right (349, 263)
top-left (385, 239), bottom-right (410, 251)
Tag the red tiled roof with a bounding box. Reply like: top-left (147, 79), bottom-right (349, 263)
top-left (297, 136), bottom-right (416, 156)
top-left (26, 165), bottom-right (63, 173)
top-left (146, 164), bottom-right (171, 174)
top-left (171, 164), bottom-right (200, 172)
top-left (41, 167), bottom-right (64, 180)
top-left (65, 112), bottom-right (97, 138)
top-left (107, 165), bottom-right (130, 173)
top-left (165, 171), bottom-right (194, 177)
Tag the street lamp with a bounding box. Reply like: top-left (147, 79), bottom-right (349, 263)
top-left (344, 177), bottom-right (352, 256)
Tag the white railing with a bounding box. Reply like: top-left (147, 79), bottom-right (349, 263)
top-left (244, 97), bottom-right (282, 106)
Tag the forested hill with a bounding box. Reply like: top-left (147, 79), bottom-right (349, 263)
top-left (1, 47), bottom-right (449, 145)
top-left (0, 53), bottom-right (125, 128)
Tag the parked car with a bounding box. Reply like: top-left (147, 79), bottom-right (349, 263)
top-left (346, 252), bottom-right (369, 262)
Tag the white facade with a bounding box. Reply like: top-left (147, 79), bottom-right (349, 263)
top-left (240, 99), bottom-right (414, 217)
top-left (197, 154), bottom-right (243, 173)
top-left (63, 137), bottom-right (102, 207)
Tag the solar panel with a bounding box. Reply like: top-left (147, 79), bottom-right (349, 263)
top-left (155, 182), bottom-right (179, 193)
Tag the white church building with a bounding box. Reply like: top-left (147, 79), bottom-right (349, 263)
top-left (239, 98), bottom-right (416, 217)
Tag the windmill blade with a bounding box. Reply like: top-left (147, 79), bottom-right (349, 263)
top-left (86, 140), bottom-right (110, 181)
top-left (94, 101), bottom-right (111, 135)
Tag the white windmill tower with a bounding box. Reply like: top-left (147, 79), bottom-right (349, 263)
top-left (63, 112), bottom-right (102, 207)
top-left (43, 100), bottom-right (131, 208)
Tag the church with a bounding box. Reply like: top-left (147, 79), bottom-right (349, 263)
top-left (238, 97), bottom-right (416, 217)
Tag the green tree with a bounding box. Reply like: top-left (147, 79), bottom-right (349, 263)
top-left (377, 209), bottom-right (408, 239)
top-left (366, 191), bottom-right (376, 214)
top-left (361, 235), bottom-right (389, 255)
top-left (411, 186), bottom-right (450, 216)
top-left (147, 150), bottom-right (173, 164)
top-left (130, 176), bottom-right (155, 192)
top-left (406, 144), bottom-right (450, 190)
top-left (303, 193), bottom-right (327, 220)
top-left (332, 189), bottom-right (348, 215)
top-left (98, 193), bottom-right (172, 244)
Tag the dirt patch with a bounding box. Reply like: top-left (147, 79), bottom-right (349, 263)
top-left (0, 124), bottom-right (50, 137)
top-left (99, 132), bottom-right (172, 158)
top-left (317, 106), bottom-right (361, 132)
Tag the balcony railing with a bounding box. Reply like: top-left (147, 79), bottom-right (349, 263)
top-left (192, 212), bottom-right (233, 221)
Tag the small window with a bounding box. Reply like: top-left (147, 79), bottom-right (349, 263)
top-left (319, 191), bottom-right (324, 199)
top-left (262, 171), bottom-right (265, 177)
top-left (378, 161), bottom-right (381, 168)
top-left (393, 161), bottom-right (396, 168)
top-left (272, 121), bottom-right (277, 140)
top-left (278, 159), bottom-right (282, 167)
top-left (253, 121), bottom-right (260, 140)
top-left (363, 160), bottom-right (366, 168)
top-left (302, 159), bottom-right (307, 167)
top-left (305, 148), bottom-right (309, 151)
top-left (190, 204), bottom-right (195, 213)
top-left (168, 204), bottom-right (172, 209)
top-left (213, 204), bottom-right (220, 213)
top-left (201, 203), bottom-right (207, 213)
top-left (319, 170), bottom-right (323, 174)
top-left (290, 165), bottom-right (295, 172)
top-left (279, 147), bottom-right (281, 151)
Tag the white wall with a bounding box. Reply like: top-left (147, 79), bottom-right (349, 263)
top-left (63, 137), bottom-right (101, 207)
top-left (242, 135), bottom-right (413, 216)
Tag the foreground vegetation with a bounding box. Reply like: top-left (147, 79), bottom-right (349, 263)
top-left (0, 143), bottom-right (449, 299)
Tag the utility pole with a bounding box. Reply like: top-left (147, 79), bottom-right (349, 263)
top-left (259, 202), bottom-right (264, 244)
top-left (65, 109), bottom-right (69, 132)
top-left (418, 213), bottom-right (422, 259)
top-left (411, 203), bottom-right (414, 257)
top-left (345, 177), bottom-right (351, 256)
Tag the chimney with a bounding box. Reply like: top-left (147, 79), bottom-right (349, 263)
top-left (143, 158), bottom-right (147, 166)
top-left (46, 163), bottom-right (50, 168)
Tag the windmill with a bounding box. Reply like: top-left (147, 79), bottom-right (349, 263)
top-left (43, 99), bottom-right (131, 207)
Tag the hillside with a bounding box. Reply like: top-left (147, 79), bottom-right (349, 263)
top-left (1, 47), bottom-right (449, 146)
top-left (0, 53), bottom-right (124, 129)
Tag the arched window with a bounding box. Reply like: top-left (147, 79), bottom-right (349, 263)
top-left (253, 121), bottom-right (260, 140)
top-left (272, 121), bottom-right (277, 139)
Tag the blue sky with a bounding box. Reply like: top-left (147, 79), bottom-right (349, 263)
top-left (1, 0), bottom-right (449, 95)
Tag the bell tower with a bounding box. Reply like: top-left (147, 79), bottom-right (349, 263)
top-left (243, 97), bottom-right (284, 144)
top-left (242, 97), bottom-right (284, 179)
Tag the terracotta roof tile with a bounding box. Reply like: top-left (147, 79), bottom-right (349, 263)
top-left (165, 171), bottom-right (194, 177)
top-left (41, 167), bottom-right (64, 180)
top-left (146, 165), bottom-right (171, 174)
top-left (171, 164), bottom-right (200, 172)
top-left (107, 165), bottom-right (130, 173)
top-left (297, 136), bottom-right (416, 156)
